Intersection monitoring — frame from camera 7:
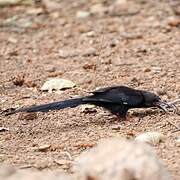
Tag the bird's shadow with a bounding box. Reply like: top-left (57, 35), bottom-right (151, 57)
top-left (130, 108), bottom-right (163, 118)
top-left (50, 108), bottom-right (163, 133)
top-left (1, 108), bottom-right (164, 135)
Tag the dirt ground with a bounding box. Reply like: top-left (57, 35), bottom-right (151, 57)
top-left (0, 0), bottom-right (180, 179)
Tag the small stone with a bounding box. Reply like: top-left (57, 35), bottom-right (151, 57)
top-left (50, 11), bottom-right (60, 19)
top-left (120, 32), bottom-right (143, 39)
top-left (58, 49), bottom-right (79, 58)
top-left (77, 25), bottom-right (90, 33)
top-left (54, 159), bottom-right (72, 166)
top-left (175, 137), bottom-right (180, 147)
top-left (36, 144), bottom-right (51, 152)
top-left (7, 37), bottom-right (17, 44)
top-left (109, 39), bottom-right (119, 47)
top-left (80, 104), bottom-right (96, 113)
top-left (115, 0), bottom-right (127, 4)
top-left (85, 31), bottom-right (96, 37)
top-left (27, 7), bottom-right (43, 15)
top-left (76, 11), bottom-right (90, 18)
top-left (45, 66), bottom-right (56, 73)
top-left (0, 154), bottom-right (5, 162)
top-left (90, 3), bottom-right (106, 15)
top-left (155, 88), bottom-right (167, 96)
top-left (111, 124), bottom-right (123, 130)
top-left (152, 67), bottom-right (162, 73)
top-left (108, 1), bottom-right (140, 16)
top-left (167, 17), bottom-right (180, 27)
top-left (136, 45), bottom-right (148, 53)
top-left (143, 67), bottom-right (151, 72)
top-left (82, 47), bottom-right (97, 56)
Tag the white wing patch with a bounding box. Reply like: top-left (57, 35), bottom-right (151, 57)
top-left (123, 102), bottom-right (128, 105)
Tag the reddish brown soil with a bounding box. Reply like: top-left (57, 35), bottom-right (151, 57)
top-left (0, 0), bottom-right (179, 179)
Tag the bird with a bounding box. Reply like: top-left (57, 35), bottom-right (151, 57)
top-left (4, 86), bottom-right (173, 118)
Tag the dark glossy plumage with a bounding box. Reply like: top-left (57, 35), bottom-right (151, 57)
top-left (5, 86), bottom-right (163, 118)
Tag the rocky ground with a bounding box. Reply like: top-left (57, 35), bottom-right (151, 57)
top-left (0, 0), bottom-right (180, 179)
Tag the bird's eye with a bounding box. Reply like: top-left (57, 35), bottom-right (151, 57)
top-left (155, 97), bottom-right (161, 102)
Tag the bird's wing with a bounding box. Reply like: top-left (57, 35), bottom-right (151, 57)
top-left (85, 86), bottom-right (144, 107)
top-left (91, 86), bottom-right (121, 94)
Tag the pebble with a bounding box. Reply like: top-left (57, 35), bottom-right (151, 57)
top-left (0, 154), bottom-right (5, 162)
top-left (58, 49), bottom-right (79, 58)
top-left (143, 67), bottom-right (151, 72)
top-left (79, 104), bottom-right (96, 113)
top-left (108, 1), bottom-right (140, 16)
top-left (167, 17), bottom-right (180, 27)
top-left (36, 144), bottom-right (51, 152)
top-left (45, 66), bottom-right (56, 73)
top-left (155, 87), bottom-right (167, 96)
top-left (109, 38), bottom-right (119, 47)
top-left (175, 137), bottom-right (180, 147)
top-left (120, 32), bottom-right (143, 39)
top-left (115, 0), bottom-right (127, 4)
top-left (85, 31), bottom-right (96, 37)
top-left (82, 47), bottom-right (97, 56)
top-left (7, 37), bottom-right (17, 44)
top-left (152, 67), bottom-right (162, 73)
top-left (90, 3), bottom-right (106, 15)
top-left (76, 11), bottom-right (90, 18)
top-left (111, 124), bottom-right (123, 130)
top-left (54, 159), bottom-right (72, 166)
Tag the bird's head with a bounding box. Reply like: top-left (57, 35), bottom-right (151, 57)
top-left (141, 90), bottom-right (172, 112)
top-left (142, 91), bottom-right (160, 107)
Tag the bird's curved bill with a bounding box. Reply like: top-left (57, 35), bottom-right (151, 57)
top-left (153, 101), bottom-right (177, 113)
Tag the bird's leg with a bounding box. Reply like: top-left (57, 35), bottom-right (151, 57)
top-left (115, 112), bottom-right (132, 122)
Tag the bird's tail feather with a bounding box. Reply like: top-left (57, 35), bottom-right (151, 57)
top-left (5, 98), bottom-right (85, 115)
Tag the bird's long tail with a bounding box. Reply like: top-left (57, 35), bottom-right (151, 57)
top-left (4, 97), bottom-right (86, 115)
